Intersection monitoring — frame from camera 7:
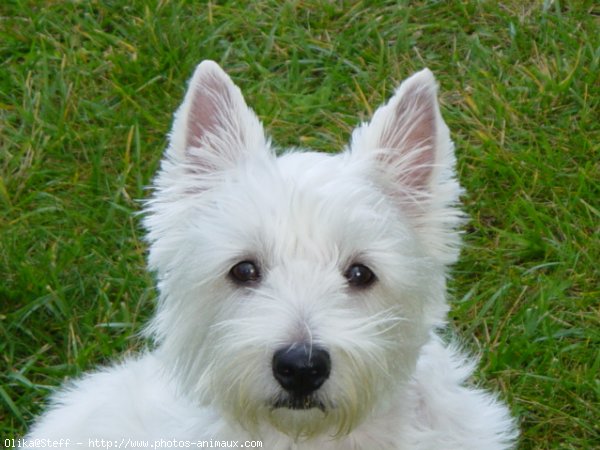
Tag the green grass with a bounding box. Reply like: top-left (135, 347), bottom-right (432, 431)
top-left (1, 1), bottom-right (598, 447)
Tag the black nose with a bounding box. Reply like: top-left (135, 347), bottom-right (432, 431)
top-left (272, 345), bottom-right (331, 396)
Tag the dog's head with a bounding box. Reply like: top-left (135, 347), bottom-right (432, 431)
top-left (144, 61), bottom-right (463, 439)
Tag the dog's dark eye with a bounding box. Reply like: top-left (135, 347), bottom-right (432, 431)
top-left (345, 264), bottom-right (376, 288)
top-left (230, 261), bottom-right (260, 284)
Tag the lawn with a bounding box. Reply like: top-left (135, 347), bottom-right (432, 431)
top-left (1, 1), bottom-right (598, 448)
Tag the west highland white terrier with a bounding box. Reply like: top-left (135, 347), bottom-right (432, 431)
top-left (26, 61), bottom-right (518, 449)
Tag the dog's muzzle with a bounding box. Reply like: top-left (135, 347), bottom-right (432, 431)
top-left (272, 345), bottom-right (330, 410)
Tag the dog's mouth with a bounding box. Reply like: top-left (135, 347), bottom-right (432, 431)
top-left (267, 394), bottom-right (336, 438)
top-left (272, 395), bottom-right (326, 412)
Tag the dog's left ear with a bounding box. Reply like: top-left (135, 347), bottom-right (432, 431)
top-left (167, 60), bottom-right (269, 171)
top-left (350, 70), bottom-right (463, 264)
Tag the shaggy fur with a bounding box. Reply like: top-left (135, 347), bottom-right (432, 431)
top-left (26, 61), bottom-right (518, 449)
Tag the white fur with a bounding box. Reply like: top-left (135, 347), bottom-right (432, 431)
top-left (26, 61), bottom-right (518, 449)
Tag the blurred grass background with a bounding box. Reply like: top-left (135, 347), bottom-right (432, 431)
top-left (1, 1), bottom-right (598, 448)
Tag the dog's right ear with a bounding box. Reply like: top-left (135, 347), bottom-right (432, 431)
top-left (167, 60), bottom-right (269, 172)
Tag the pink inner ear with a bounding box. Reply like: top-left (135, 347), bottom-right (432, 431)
top-left (186, 72), bottom-right (234, 150)
top-left (379, 87), bottom-right (437, 193)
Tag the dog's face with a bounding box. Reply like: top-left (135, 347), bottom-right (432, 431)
top-left (144, 61), bottom-right (462, 438)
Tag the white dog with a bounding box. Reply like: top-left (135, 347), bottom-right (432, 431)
top-left (26, 61), bottom-right (517, 449)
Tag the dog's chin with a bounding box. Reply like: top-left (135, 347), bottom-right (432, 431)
top-left (266, 394), bottom-right (362, 439)
top-left (268, 404), bottom-right (329, 439)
